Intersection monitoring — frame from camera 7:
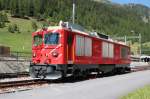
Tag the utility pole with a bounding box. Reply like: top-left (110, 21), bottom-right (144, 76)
top-left (139, 33), bottom-right (142, 56)
top-left (130, 31), bottom-right (142, 56)
top-left (72, 0), bottom-right (75, 24)
top-left (124, 35), bottom-right (127, 44)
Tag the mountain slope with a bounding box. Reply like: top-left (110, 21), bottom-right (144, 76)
top-left (0, 0), bottom-right (150, 54)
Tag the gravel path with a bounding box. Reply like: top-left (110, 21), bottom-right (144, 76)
top-left (1, 70), bottom-right (150, 99)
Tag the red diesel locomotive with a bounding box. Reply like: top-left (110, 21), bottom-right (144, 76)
top-left (30, 21), bottom-right (131, 79)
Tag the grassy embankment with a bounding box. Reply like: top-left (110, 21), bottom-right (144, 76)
top-left (0, 15), bottom-right (42, 53)
top-left (122, 85), bottom-right (150, 99)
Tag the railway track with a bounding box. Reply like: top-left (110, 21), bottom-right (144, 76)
top-left (0, 79), bottom-right (48, 88)
top-left (0, 65), bottom-right (150, 94)
top-left (0, 72), bottom-right (29, 79)
top-left (131, 65), bottom-right (150, 72)
top-left (0, 79), bottom-right (49, 94)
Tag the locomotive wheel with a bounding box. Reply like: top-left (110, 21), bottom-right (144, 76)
top-left (72, 69), bottom-right (82, 80)
top-left (81, 70), bottom-right (88, 79)
top-left (104, 69), bottom-right (115, 76)
top-left (115, 67), bottom-right (126, 74)
top-left (96, 69), bottom-right (103, 78)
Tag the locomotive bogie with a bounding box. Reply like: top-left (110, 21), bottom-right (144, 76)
top-left (30, 64), bottom-right (64, 79)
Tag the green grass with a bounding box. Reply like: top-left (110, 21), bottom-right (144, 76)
top-left (0, 15), bottom-right (42, 53)
top-left (121, 85), bottom-right (150, 99)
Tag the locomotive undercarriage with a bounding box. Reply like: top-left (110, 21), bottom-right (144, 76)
top-left (29, 64), bottom-right (63, 79)
top-left (29, 64), bottom-right (131, 79)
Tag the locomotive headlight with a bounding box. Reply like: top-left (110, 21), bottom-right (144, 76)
top-left (33, 53), bottom-right (36, 57)
top-left (52, 51), bottom-right (59, 57)
top-left (45, 53), bottom-right (48, 57)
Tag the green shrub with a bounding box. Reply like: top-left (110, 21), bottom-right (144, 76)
top-left (8, 24), bottom-right (20, 33)
top-left (31, 21), bottom-right (38, 31)
top-left (0, 22), bottom-right (5, 28)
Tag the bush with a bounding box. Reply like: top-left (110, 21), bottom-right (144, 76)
top-left (0, 22), bottom-right (5, 28)
top-left (42, 21), bottom-right (49, 28)
top-left (8, 24), bottom-right (15, 33)
top-left (31, 21), bottom-right (38, 31)
top-left (3, 13), bottom-right (9, 22)
top-left (0, 12), bottom-right (9, 23)
top-left (8, 24), bottom-right (20, 33)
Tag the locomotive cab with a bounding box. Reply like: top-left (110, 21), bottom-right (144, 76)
top-left (30, 26), bottom-right (68, 79)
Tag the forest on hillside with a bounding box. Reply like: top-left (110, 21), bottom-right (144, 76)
top-left (0, 0), bottom-right (150, 43)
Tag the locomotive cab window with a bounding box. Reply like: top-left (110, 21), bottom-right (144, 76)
top-left (33, 35), bottom-right (42, 46)
top-left (44, 33), bottom-right (59, 45)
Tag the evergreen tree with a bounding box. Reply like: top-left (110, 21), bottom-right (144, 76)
top-left (0, 22), bottom-right (4, 28)
top-left (0, 13), bottom-right (5, 28)
top-left (2, 13), bottom-right (9, 22)
top-left (0, 0), bottom-right (2, 10)
top-left (0, 0), bottom-right (150, 42)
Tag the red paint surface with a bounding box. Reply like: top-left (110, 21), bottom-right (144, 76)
top-left (32, 28), bottom-right (130, 65)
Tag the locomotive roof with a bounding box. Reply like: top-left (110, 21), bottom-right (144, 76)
top-left (34, 21), bottom-right (128, 47)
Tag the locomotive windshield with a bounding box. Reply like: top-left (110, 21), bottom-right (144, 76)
top-left (44, 33), bottom-right (59, 45)
top-left (33, 35), bottom-right (42, 46)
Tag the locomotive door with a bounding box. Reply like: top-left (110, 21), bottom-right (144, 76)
top-left (67, 32), bottom-right (74, 64)
top-left (114, 45), bottom-right (120, 63)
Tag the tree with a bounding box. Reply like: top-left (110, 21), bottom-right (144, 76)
top-left (42, 21), bottom-right (49, 28)
top-left (0, 0), bottom-right (2, 10)
top-left (0, 22), bottom-right (5, 28)
top-left (0, 13), bottom-right (5, 28)
top-left (28, 0), bottom-right (34, 16)
top-left (2, 13), bottom-right (9, 22)
top-left (0, 0), bottom-right (150, 42)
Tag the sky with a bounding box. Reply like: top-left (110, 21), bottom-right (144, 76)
top-left (111, 0), bottom-right (150, 8)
